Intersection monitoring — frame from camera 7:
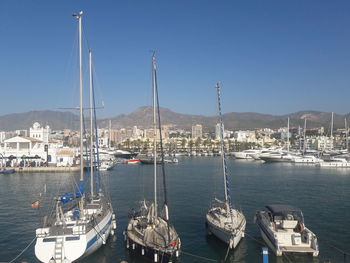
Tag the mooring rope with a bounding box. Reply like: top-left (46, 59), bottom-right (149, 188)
top-left (7, 236), bottom-right (36, 263)
top-left (181, 250), bottom-right (219, 262)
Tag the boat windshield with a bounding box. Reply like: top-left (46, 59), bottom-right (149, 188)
top-left (266, 205), bottom-right (304, 223)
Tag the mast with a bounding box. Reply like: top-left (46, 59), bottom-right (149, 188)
top-left (73, 11), bottom-right (84, 182)
top-left (303, 118), bottom-right (307, 154)
top-left (152, 54), bottom-right (157, 218)
top-left (109, 120), bottom-right (111, 148)
top-left (345, 118), bottom-right (348, 151)
top-left (331, 112), bottom-right (334, 149)
top-left (287, 117), bottom-right (290, 153)
top-left (89, 49), bottom-right (94, 196)
top-left (215, 83), bottom-right (230, 209)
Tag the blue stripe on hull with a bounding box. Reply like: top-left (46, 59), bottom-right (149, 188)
top-left (86, 217), bottom-right (112, 250)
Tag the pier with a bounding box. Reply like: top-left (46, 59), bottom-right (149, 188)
top-left (14, 166), bottom-right (80, 173)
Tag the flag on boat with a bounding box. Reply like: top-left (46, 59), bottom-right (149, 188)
top-left (31, 200), bottom-right (40, 208)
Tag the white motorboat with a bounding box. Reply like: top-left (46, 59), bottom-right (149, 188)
top-left (318, 157), bottom-right (350, 168)
top-left (35, 12), bottom-right (116, 263)
top-left (255, 205), bottom-right (319, 257)
top-left (259, 151), bottom-right (295, 163)
top-left (292, 155), bottom-right (321, 164)
top-left (232, 149), bottom-right (261, 159)
top-left (206, 83), bottom-right (246, 250)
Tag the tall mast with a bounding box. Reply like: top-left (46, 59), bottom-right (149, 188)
top-left (89, 49), bottom-right (94, 196)
top-left (303, 118), bottom-right (307, 154)
top-left (287, 117), bottom-right (290, 153)
top-left (331, 112), bottom-right (334, 149)
top-left (73, 11), bottom-right (84, 182)
top-left (152, 54), bottom-right (157, 218)
top-left (109, 120), bottom-right (111, 148)
top-left (345, 118), bottom-right (348, 151)
top-left (215, 83), bottom-right (230, 208)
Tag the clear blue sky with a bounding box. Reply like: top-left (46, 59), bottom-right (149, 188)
top-left (0, 0), bottom-right (349, 118)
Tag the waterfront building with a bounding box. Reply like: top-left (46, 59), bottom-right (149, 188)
top-left (215, 123), bottom-right (224, 139)
top-left (56, 149), bottom-right (76, 167)
top-left (192, 124), bottom-right (203, 139)
top-left (29, 122), bottom-right (50, 143)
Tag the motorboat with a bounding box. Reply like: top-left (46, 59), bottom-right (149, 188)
top-left (232, 149), bottom-right (261, 159)
top-left (292, 155), bottom-right (321, 164)
top-left (318, 157), bottom-right (350, 168)
top-left (255, 205), bottom-right (319, 257)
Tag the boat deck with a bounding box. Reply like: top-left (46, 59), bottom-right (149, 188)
top-left (281, 246), bottom-right (317, 253)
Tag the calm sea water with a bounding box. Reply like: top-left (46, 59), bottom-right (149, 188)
top-left (0, 157), bottom-right (349, 263)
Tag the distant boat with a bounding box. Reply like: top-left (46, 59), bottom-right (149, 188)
top-left (255, 205), bottom-right (319, 257)
top-left (34, 12), bottom-right (116, 263)
top-left (124, 54), bottom-right (180, 262)
top-left (206, 83), bottom-right (246, 250)
top-left (0, 168), bottom-right (15, 174)
top-left (232, 149), bottom-right (261, 159)
top-left (318, 157), bottom-right (350, 168)
top-left (114, 150), bottom-right (137, 159)
top-left (126, 158), bottom-right (140, 164)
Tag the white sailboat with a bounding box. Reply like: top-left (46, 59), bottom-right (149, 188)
top-left (124, 54), bottom-right (180, 262)
top-left (34, 12), bottom-right (116, 263)
top-left (206, 83), bottom-right (246, 249)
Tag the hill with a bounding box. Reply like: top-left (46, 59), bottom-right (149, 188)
top-left (0, 108), bottom-right (347, 132)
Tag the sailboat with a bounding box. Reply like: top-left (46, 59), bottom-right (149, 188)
top-left (34, 11), bottom-right (116, 263)
top-left (124, 54), bottom-right (181, 262)
top-left (206, 83), bottom-right (246, 249)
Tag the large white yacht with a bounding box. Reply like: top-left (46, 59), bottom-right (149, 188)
top-left (255, 205), bottom-right (319, 257)
top-left (318, 157), bottom-right (350, 168)
top-left (232, 149), bottom-right (261, 159)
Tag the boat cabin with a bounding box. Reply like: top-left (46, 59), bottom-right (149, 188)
top-left (266, 205), bottom-right (304, 231)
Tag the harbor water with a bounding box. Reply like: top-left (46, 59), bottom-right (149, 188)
top-left (0, 157), bottom-right (349, 263)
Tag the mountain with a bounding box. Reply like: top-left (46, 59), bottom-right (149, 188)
top-left (100, 107), bottom-right (348, 132)
top-left (0, 110), bottom-right (79, 131)
top-left (0, 108), bottom-right (348, 132)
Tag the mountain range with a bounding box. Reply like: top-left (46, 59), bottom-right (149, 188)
top-left (0, 107), bottom-right (348, 132)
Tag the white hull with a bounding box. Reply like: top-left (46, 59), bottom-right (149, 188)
top-left (255, 206), bottom-right (319, 257)
top-left (206, 217), bottom-right (246, 248)
top-left (318, 161), bottom-right (350, 168)
top-left (35, 211), bottom-right (114, 263)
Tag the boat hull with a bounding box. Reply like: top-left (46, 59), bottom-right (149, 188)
top-left (124, 232), bottom-right (180, 263)
top-left (206, 214), bottom-right (246, 249)
top-left (35, 210), bottom-right (114, 263)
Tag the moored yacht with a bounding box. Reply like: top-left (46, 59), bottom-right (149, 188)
top-left (124, 54), bottom-right (180, 263)
top-left (255, 205), bottom-right (319, 257)
top-left (232, 149), bottom-right (261, 159)
top-left (318, 157), bottom-right (350, 168)
top-left (206, 83), bottom-right (246, 250)
top-left (292, 155), bottom-right (321, 164)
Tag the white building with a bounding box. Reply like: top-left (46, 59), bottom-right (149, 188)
top-left (30, 122), bottom-right (51, 143)
top-left (192, 124), bottom-right (203, 139)
top-left (215, 123), bottom-right (225, 139)
top-left (56, 149), bottom-right (75, 167)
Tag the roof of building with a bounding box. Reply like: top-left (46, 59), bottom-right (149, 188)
top-left (57, 150), bottom-right (74, 156)
top-left (4, 136), bottom-right (42, 143)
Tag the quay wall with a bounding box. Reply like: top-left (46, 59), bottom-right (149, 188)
top-left (14, 167), bottom-right (80, 173)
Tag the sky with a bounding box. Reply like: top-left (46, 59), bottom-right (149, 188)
top-left (0, 0), bottom-right (349, 118)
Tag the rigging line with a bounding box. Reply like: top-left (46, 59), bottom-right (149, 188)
top-left (324, 241), bottom-right (350, 257)
top-left (7, 236), bottom-right (36, 263)
top-left (181, 250), bottom-right (219, 262)
top-left (244, 231), bottom-right (266, 246)
top-left (223, 242), bottom-right (231, 262)
top-left (154, 56), bottom-right (168, 207)
top-left (153, 53), bottom-right (172, 246)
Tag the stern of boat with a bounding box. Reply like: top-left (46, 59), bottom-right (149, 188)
top-left (35, 228), bottom-right (87, 263)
